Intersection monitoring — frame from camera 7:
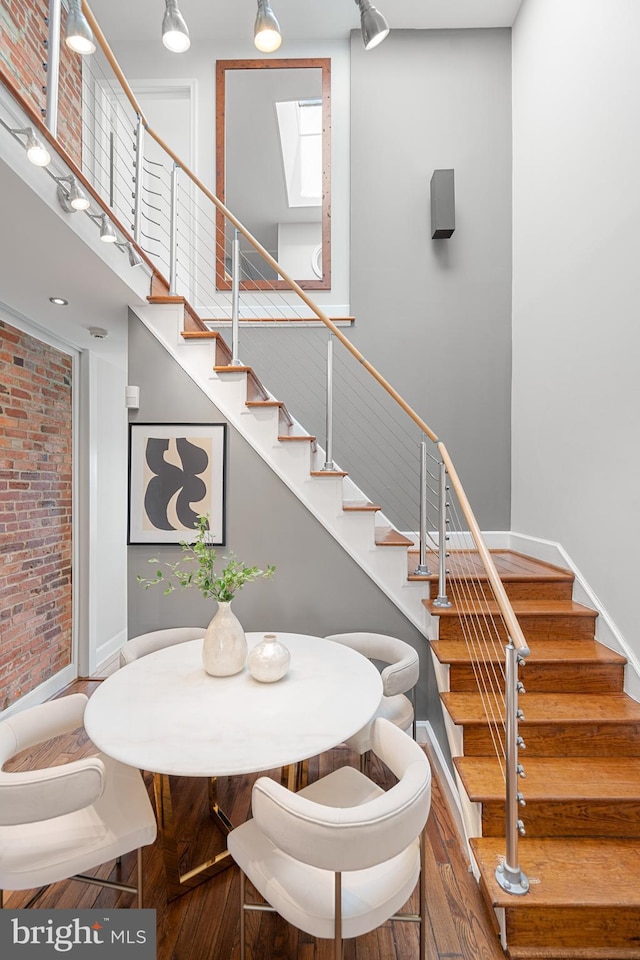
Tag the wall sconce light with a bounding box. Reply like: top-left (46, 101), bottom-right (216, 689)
top-left (355, 0), bottom-right (390, 50)
top-left (11, 126), bottom-right (51, 167)
top-left (116, 241), bottom-right (144, 267)
top-left (430, 169), bottom-right (455, 239)
top-left (162, 0), bottom-right (191, 53)
top-left (65, 0), bottom-right (96, 55)
top-left (254, 0), bottom-right (282, 53)
top-left (56, 175), bottom-right (90, 212)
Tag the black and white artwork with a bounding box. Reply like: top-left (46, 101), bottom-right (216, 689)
top-left (128, 423), bottom-right (226, 545)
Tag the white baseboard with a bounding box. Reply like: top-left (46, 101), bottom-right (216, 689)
top-left (417, 720), bottom-right (472, 863)
top-left (0, 664), bottom-right (77, 719)
top-left (505, 531), bottom-right (640, 701)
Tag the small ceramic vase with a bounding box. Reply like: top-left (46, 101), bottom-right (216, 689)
top-left (247, 634), bottom-right (290, 683)
top-left (202, 601), bottom-right (247, 677)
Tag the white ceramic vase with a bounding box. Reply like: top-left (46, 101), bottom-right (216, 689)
top-left (247, 634), bottom-right (290, 683)
top-left (202, 601), bottom-right (247, 677)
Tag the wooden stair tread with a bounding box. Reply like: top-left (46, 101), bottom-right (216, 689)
top-left (455, 755), bottom-right (640, 800)
top-left (342, 501), bottom-right (381, 512)
top-left (147, 294), bottom-right (185, 304)
top-left (310, 470), bottom-right (349, 477)
top-left (425, 598), bottom-right (597, 618)
top-left (277, 434), bottom-right (316, 442)
top-left (213, 363), bottom-right (268, 401)
top-left (471, 836), bottom-right (640, 907)
top-left (246, 399), bottom-right (294, 427)
top-left (180, 330), bottom-right (221, 340)
top-left (431, 638), bottom-right (626, 665)
top-left (441, 691), bottom-right (640, 723)
top-left (375, 527), bottom-right (414, 547)
top-left (408, 549), bottom-right (574, 582)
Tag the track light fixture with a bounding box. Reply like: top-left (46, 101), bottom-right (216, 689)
top-left (162, 0), bottom-right (191, 53)
top-left (56, 175), bottom-right (90, 212)
top-left (98, 214), bottom-right (117, 243)
top-left (254, 0), bottom-right (282, 53)
top-left (11, 126), bottom-right (51, 166)
top-left (65, 0), bottom-right (96, 55)
top-left (355, 0), bottom-right (390, 50)
top-left (88, 212), bottom-right (118, 243)
top-left (116, 241), bottom-right (144, 268)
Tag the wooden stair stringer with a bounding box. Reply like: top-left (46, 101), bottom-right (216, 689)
top-left (130, 301), bottom-right (429, 634)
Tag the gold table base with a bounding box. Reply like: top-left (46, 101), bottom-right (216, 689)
top-left (153, 774), bottom-right (235, 901)
top-left (153, 764), bottom-right (308, 900)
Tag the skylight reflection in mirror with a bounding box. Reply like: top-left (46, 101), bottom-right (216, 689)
top-left (275, 98), bottom-right (322, 207)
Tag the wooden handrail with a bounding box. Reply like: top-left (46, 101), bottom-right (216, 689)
top-left (79, 1), bottom-right (529, 653)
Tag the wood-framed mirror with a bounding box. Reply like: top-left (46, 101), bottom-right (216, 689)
top-left (215, 58), bottom-right (331, 292)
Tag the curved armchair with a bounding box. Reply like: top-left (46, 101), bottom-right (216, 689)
top-left (228, 718), bottom-right (431, 959)
top-left (119, 626), bottom-right (204, 667)
top-left (0, 694), bottom-right (157, 907)
top-left (325, 632), bottom-right (419, 754)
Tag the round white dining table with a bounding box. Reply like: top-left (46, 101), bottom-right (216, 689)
top-left (84, 632), bottom-right (383, 778)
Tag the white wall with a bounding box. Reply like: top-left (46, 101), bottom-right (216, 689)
top-left (512, 0), bottom-right (640, 656)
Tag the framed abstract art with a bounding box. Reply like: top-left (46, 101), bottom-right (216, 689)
top-left (128, 423), bottom-right (226, 545)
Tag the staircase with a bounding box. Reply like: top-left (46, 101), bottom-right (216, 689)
top-left (142, 291), bottom-right (640, 958)
top-left (133, 292), bottom-right (426, 636)
top-left (427, 550), bottom-right (640, 959)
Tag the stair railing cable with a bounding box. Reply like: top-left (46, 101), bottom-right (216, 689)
top-left (3, 0), bottom-right (533, 896)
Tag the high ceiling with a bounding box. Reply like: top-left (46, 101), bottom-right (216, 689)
top-left (0, 1), bottom-right (524, 351)
top-left (89, 0), bottom-right (524, 51)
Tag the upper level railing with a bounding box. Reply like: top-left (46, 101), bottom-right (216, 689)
top-left (0, 0), bottom-right (531, 896)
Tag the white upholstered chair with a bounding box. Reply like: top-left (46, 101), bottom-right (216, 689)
top-left (119, 626), bottom-right (204, 668)
top-left (228, 718), bottom-right (431, 960)
top-left (0, 694), bottom-right (157, 908)
top-left (325, 632), bottom-right (419, 755)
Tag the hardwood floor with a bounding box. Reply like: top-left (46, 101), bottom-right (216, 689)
top-left (3, 680), bottom-right (505, 960)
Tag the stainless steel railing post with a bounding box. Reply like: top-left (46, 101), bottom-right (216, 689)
top-left (133, 115), bottom-right (144, 244)
top-left (322, 333), bottom-right (336, 470)
top-left (495, 641), bottom-right (529, 896)
top-left (433, 460), bottom-right (452, 607)
top-left (231, 230), bottom-right (241, 365)
top-left (45, 0), bottom-right (61, 137)
top-left (414, 440), bottom-right (429, 574)
top-left (169, 163), bottom-right (178, 296)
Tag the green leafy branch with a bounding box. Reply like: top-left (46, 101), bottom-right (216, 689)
top-left (137, 515), bottom-right (275, 603)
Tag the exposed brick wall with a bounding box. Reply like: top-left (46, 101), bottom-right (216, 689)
top-left (0, 0), bottom-right (83, 167)
top-left (0, 320), bottom-right (73, 711)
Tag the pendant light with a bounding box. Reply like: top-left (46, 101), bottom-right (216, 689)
top-left (254, 0), bottom-right (282, 53)
top-left (65, 0), bottom-right (96, 55)
top-left (356, 0), bottom-right (390, 51)
top-left (162, 0), bottom-right (191, 53)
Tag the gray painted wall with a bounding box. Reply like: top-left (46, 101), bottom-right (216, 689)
top-left (127, 313), bottom-right (446, 744)
top-left (232, 29), bottom-right (513, 532)
top-left (349, 28), bottom-right (513, 529)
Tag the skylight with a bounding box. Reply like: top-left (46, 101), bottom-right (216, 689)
top-left (275, 98), bottom-right (322, 208)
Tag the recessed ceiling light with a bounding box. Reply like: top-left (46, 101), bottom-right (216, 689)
top-left (49, 297), bottom-right (69, 306)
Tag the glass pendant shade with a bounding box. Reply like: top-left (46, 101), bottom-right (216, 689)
top-left (254, 0), bottom-right (282, 53)
top-left (65, 0), bottom-right (96, 55)
top-left (162, 0), bottom-right (191, 52)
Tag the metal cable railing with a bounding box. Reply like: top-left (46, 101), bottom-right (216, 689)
top-left (0, 0), bottom-right (532, 898)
